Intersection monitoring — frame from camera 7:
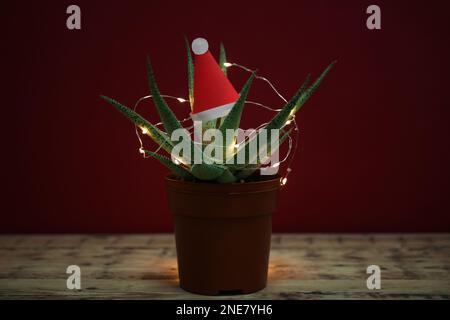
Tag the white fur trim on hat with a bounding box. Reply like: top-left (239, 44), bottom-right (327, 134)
top-left (190, 102), bottom-right (235, 122)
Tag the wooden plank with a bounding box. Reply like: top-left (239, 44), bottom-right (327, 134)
top-left (0, 234), bottom-right (449, 299)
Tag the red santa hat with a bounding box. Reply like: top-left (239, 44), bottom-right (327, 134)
top-left (190, 38), bottom-right (239, 122)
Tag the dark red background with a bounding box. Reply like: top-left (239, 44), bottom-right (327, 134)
top-left (2, 1), bottom-right (450, 233)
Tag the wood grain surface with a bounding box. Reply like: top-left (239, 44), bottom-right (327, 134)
top-left (0, 234), bottom-right (449, 299)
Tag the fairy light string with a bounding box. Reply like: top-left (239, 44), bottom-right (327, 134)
top-left (133, 62), bottom-right (299, 187)
top-left (225, 62), bottom-right (299, 186)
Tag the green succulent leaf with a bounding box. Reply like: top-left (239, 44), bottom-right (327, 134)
top-left (100, 95), bottom-right (173, 154)
top-left (233, 128), bottom-right (292, 180)
top-left (263, 61), bottom-right (335, 133)
top-left (144, 149), bottom-right (194, 180)
top-left (146, 57), bottom-right (183, 136)
top-left (218, 71), bottom-right (256, 159)
top-left (191, 163), bottom-right (226, 181)
top-left (185, 37), bottom-right (194, 110)
top-left (219, 42), bottom-right (227, 76)
top-left (202, 119), bottom-right (218, 131)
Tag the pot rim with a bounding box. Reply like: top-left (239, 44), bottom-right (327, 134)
top-left (165, 174), bottom-right (281, 195)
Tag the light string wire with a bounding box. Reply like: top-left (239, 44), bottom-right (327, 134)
top-left (133, 62), bottom-right (299, 186)
top-left (134, 95), bottom-right (192, 158)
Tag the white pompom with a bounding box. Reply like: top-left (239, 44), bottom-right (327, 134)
top-left (191, 38), bottom-right (209, 55)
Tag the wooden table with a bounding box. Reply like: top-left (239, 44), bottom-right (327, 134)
top-left (0, 234), bottom-right (449, 299)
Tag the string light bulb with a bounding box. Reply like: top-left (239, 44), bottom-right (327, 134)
top-left (177, 98), bottom-right (187, 103)
top-left (139, 147), bottom-right (145, 155)
top-left (141, 127), bottom-right (149, 134)
top-left (281, 177), bottom-right (288, 186)
top-left (174, 159), bottom-right (181, 165)
top-left (223, 62), bottom-right (233, 67)
top-left (285, 120), bottom-right (292, 125)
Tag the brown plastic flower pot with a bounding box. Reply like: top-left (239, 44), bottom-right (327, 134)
top-left (165, 175), bottom-right (280, 295)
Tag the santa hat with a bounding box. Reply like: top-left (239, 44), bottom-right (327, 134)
top-left (190, 38), bottom-right (239, 122)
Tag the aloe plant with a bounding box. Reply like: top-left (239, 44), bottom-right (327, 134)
top-left (101, 41), bottom-right (335, 183)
